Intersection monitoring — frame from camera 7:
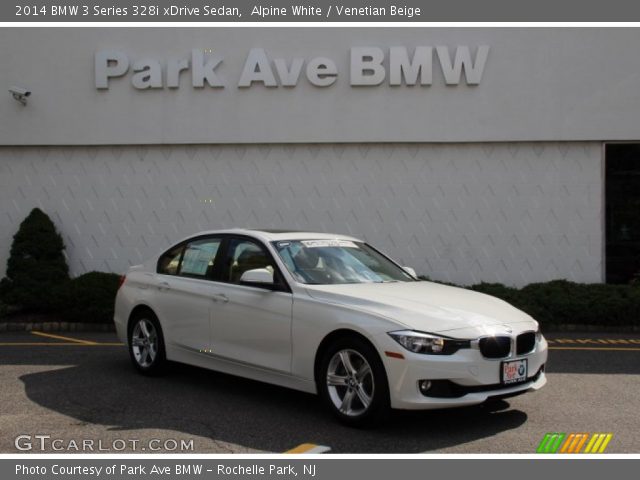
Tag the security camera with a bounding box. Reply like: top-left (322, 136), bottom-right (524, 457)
top-left (9, 86), bottom-right (31, 105)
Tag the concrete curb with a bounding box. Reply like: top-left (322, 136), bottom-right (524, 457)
top-left (0, 322), bottom-right (115, 332)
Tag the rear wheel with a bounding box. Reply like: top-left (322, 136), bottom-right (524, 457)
top-left (318, 336), bottom-right (390, 427)
top-left (128, 311), bottom-right (166, 375)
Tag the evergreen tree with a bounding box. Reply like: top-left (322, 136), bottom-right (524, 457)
top-left (0, 208), bottom-right (69, 311)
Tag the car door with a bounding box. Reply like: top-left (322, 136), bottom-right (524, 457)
top-left (210, 236), bottom-right (293, 373)
top-left (152, 236), bottom-right (223, 353)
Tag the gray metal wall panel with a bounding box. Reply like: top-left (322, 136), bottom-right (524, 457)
top-left (1, 28), bottom-right (640, 145)
top-left (0, 142), bottom-right (602, 286)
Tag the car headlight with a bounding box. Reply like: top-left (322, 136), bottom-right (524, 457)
top-left (388, 330), bottom-right (469, 355)
top-left (535, 325), bottom-right (543, 343)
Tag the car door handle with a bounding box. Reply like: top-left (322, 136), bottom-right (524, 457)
top-left (158, 281), bottom-right (171, 291)
top-left (212, 293), bottom-right (229, 303)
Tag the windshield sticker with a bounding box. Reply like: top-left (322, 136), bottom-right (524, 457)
top-left (301, 240), bottom-right (358, 248)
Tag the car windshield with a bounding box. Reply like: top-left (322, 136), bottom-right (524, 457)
top-left (272, 239), bottom-right (415, 285)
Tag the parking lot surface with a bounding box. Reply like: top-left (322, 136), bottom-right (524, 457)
top-left (1, 331), bottom-right (639, 453)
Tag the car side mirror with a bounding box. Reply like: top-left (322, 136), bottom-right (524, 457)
top-left (239, 268), bottom-right (274, 285)
top-left (402, 266), bottom-right (417, 278)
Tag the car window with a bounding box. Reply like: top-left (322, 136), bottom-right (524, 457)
top-left (273, 239), bottom-right (414, 284)
top-left (179, 238), bottom-right (222, 278)
top-left (225, 238), bottom-right (281, 285)
top-left (157, 245), bottom-right (183, 275)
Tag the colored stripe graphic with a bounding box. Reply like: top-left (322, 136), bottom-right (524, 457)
top-left (584, 434), bottom-right (599, 453)
top-left (536, 433), bottom-right (565, 453)
top-left (536, 433), bottom-right (553, 453)
top-left (560, 433), bottom-right (589, 453)
top-left (537, 433), bottom-right (613, 453)
top-left (559, 433), bottom-right (576, 453)
top-left (597, 434), bottom-right (613, 453)
top-left (584, 433), bottom-right (614, 454)
top-left (572, 433), bottom-right (590, 453)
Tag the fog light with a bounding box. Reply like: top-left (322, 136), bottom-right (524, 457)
top-left (418, 380), bottom-right (432, 393)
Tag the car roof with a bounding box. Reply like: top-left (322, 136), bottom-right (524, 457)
top-left (186, 228), bottom-right (362, 242)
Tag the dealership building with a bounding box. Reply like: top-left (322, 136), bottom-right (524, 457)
top-left (1, 28), bottom-right (639, 286)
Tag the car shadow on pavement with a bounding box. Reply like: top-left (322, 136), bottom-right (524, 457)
top-left (17, 350), bottom-right (528, 453)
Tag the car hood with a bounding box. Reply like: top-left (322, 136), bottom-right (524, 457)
top-left (304, 281), bottom-right (536, 336)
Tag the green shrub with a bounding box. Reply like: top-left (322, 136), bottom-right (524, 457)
top-left (0, 208), bottom-right (69, 311)
top-left (517, 280), bottom-right (640, 327)
top-left (420, 277), bottom-right (640, 327)
top-left (55, 272), bottom-right (121, 324)
top-left (470, 280), bottom-right (640, 327)
top-left (1, 207), bottom-right (637, 329)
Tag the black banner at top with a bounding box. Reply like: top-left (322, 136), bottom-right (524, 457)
top-left (5, 0), bottom-right (640, 22)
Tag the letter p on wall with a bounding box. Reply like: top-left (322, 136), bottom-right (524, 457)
top-left (95, 51), bottom-right (129, 89)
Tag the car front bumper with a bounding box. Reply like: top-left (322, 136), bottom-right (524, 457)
top-left (375, 333), bottom-right (548, 410)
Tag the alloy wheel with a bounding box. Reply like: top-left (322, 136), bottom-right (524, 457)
top-left (326, 349), bottom-right (375, 417)
top-left (131, 318), bottom-right (158, 368)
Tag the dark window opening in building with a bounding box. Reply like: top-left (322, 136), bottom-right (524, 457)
top-left (606, 143), bottom-right (640, 284)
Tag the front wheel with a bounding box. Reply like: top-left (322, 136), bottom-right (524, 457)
top-left (318, 336), bottom-right (390, 427)
top-left (128, 311), bottom-right (166, 375)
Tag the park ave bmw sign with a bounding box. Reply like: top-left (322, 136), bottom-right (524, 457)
top-left (94, 46), bottom-right (490, 89)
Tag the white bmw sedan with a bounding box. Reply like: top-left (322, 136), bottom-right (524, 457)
top-left (114, 229), bottom-right (547, 426)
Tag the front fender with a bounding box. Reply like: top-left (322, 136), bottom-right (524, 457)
top-left (290, 293), bottom-right (404, 383)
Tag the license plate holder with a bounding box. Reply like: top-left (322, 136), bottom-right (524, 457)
top-left (501, 358), bottom-right (528, 385)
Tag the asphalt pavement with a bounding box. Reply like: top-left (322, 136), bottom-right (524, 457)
top-left (0, 331), bottom-right (638, 453)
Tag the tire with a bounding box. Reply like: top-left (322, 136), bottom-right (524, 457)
top-left (127, 310), bottom-right (166, 375)
top-left (318, 335), bottom-right (390, 427)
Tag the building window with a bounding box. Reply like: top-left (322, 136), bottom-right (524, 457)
top-left (605, 144), bottom-right (640, 284)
